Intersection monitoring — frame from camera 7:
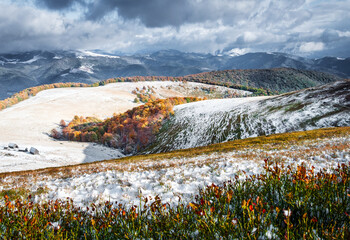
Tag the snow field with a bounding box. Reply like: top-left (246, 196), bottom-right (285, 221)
top-left (0, 81), bottom-right (246, 172)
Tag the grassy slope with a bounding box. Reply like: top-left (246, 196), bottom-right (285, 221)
top-left (0, 126), bottom-right (349, 239)
top-left (0, 126), bottom-right (349, 238)
top-left (1, 158), bottom-right (349, 239)
top-left (145, 80), bottom-right (350, 153)
top-left (1, 126), bottom-right (349, 179)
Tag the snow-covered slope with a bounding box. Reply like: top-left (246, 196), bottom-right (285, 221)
top-left (0, 81), bottom-right (242, 172)
top-left (1, 129), bottom-right (349, 208)
top-left (146, 80), bottom-right (350, 153)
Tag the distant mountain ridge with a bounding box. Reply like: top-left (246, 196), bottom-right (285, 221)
top-left (0, 49), bottom-right (348, 99)
top-left (222, 52), bottom-right (350, 78)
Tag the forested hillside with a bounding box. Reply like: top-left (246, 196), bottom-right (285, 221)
top-left (183, 68), bottom-right (341, 93)
top-left (57, 97), bottom-right (204, 154)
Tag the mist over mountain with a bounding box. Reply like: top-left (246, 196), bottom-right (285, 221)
top-left (0, 49), bottom-right (348, 99)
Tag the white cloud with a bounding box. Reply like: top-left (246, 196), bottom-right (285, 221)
top-left (0, 0), bottom-right (349, 57)
top-left (242, 32), bottom-right (258, 43)
top-left (299, 42), bottom-right (325, 52)
top-left (337, 31), bottom-right (350, 37)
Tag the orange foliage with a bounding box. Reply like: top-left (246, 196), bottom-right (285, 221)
top-left (61, 97), bottom-right (204, 154)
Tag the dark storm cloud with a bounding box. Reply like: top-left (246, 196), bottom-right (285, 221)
top-left (0, 0), bottom-right (349, 57)
top-left (85, 0), bottom-right (193, 27)
top-left (35, 0), bottom-right (257, 28)
top-left (321, 29), bottom-right (342, 43)
top-left (37, 0), bottom-right (76, 10)
top-left (83, 0), bottom-right (311, 29)
top-left (34, 0), bottom-right (201, 27)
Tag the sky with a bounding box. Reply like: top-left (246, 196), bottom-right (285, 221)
top-left (0, 0), bottom-right (350, 57)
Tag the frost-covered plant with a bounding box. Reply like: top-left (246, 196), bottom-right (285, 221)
top-left (1, 160), bottom-right (349, 239)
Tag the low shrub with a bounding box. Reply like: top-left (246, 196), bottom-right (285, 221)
top-left (1, 161), bottom-right (349, 239)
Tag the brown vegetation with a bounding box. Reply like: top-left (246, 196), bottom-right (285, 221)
top-left (59, 97), bottom-right (204, 154)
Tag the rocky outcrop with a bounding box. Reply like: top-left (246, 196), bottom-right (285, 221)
top-left (8, 143), bottom-right (18, 149)
top-left (29, 147), bottom-right (39, 155)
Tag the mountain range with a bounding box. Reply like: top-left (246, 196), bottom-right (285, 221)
top-left (0, 49), bottom-right (349, 99)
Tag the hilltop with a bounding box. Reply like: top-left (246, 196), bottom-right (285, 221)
top-left (0, 81), bottom-right (245, 172)
top-left (52, 79), bottom-right (350, 156)
top-left (146, 79), bottom-right (350, 153)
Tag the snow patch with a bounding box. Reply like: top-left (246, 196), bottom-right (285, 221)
top-left (70, 64), bottom-right (94, 74)
top-left (225, 48), bottom-right (251, 57)
top-left (20, 55), bottom-right (44, 64)
top-left (76, 50), bottom-right (120, 59)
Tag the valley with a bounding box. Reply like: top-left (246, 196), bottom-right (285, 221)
top-left (0, 78), bottom-right (348, 172)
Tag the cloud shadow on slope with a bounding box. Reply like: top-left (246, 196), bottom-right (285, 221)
top-left (82, 142), bottom-right (125, 164)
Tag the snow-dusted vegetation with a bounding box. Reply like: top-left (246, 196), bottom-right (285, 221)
top-left (0, 127), bottom-right (349, 238)
top-left (3, 131), bottom-right (348, 208)
top-left (148, 80), bottom-right (350, 153)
